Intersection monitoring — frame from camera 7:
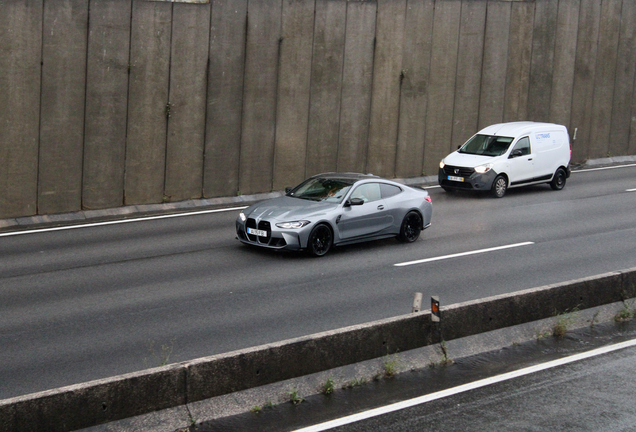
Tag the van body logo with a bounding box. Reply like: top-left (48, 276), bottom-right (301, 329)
top-left (536, 133), bottom-right (551, 139)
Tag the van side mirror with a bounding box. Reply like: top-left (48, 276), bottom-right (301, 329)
top-left (509, 150), bottom-right (523, 159)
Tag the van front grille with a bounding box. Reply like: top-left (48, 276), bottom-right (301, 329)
top-left (443, 165), bottom-right (475, 177)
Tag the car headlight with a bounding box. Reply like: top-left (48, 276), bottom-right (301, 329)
top-left (275, 220), bottom-right (310, 229)
top-left (239, 212), bottom-right (247, 222)
top-left (439, 160), bottom-right (445, 169)
top-left (474, 163), bottom-right (493, 174)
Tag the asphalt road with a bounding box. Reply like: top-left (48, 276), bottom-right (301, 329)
top-left (1, 165), bottom-right (635, 399)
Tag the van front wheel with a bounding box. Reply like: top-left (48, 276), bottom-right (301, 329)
top-left (491, 175), bottom-right (507, 198)
top-left (550, 168), bottom-right (567, 190)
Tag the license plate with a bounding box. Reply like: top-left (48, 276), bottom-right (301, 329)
top-left (447, 175), bottom-right (464, 182)
top-left (247, 227), bottom-right (268, 237)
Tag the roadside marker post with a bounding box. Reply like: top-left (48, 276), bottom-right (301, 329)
top-left (412, 292), bottom-right (423, 313)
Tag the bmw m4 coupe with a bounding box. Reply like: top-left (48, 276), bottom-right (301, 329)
top-left (236, 173), bottom-right (432, 256)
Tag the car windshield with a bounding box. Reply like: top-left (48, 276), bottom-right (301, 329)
top-left (459, 134), bottom-right (514, 156)
top-left (287, 177), bottom-right (354, 203)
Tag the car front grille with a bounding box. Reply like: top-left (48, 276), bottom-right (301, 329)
top-left (246, 218), bottom-right (272, 244)
top-left (443, 165), bottom-right (475, 177)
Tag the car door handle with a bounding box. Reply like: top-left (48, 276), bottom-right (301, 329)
top-left (377, 205), bottom-right (385, 210)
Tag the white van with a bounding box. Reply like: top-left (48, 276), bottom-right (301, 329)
top-left (438, 122), bottom-right (571, 198)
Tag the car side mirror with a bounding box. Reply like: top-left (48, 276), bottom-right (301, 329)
top-left (509, 150), bottom-right (523, 159)
top-left (345, 198), bottom-right (364, 207)
top-left (285, 187), bottom-right (292, 194)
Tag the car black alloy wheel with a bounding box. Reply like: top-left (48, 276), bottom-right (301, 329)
top-left (398, 211), bottom-right (422, 243)
top-left (308, 224), bottom-right (333, 257)
top-left (550, 167), bottom-right (567, 190)
top-left (491, 175), bottom-right (507, 198)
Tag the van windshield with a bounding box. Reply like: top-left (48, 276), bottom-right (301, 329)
top-left (459, 134), bottom-right (514, 157)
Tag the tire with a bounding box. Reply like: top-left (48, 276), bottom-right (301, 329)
top-left (398, 211), bottom-right (422, 243)
top-left (307, 224), bottom-right (333, 257)
top-left (491, 175), bottom-right (507, 198)
top-left (550, 167), bottom-right (567, 190)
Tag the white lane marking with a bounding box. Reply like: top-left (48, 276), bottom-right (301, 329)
top-left (0, 206), bottom-right (248, 238)
top-left (292, 338), bottom-right (636, 432)
top-left (626, 188), bottom-right (636, 192)
top-left (394, 242), bottom-right (534, 267)
top-left (573, 163), bottom-right (636, 173)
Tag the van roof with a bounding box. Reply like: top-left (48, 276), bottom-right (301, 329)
top-left (478, 121), bottom-right (566, 137)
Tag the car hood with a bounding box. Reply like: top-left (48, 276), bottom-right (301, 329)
top-left (444, 152), bottom-right (496, 168)
top-left (244, 196), bottom-right (338, 221)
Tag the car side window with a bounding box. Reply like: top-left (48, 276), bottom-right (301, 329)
top-left (380, 183), bottom-right (402, 199)
top-left (511, 137), bottom-right (531, 156)
top-left (350, 183), bottom-right (381, 203)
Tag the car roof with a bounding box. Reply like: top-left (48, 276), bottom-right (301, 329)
top-left (311, 172), bottom-right (381, 182)
top-left (478, 121), bottom-right (566, 137)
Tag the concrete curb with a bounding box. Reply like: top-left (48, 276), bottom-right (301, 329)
top-left (2, 267), bottom-right (635, 432)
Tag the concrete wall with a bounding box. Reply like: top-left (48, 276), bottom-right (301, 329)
top-left (1, 267), bottom-right (635, 431)
top-left (1, 0), bottom-right (636, 218)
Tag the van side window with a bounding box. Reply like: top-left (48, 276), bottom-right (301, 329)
top-left (511, 137), bottom-right (531, 156)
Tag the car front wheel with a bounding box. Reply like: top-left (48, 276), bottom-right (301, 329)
top-left (398, 211), bottom-right (422, 243)
top-left (550, 167), bottom-right (567, 190)
top-left (307, 224), bottom-right (333, 257)
top-left (491, 175), bottom-right (507, 198)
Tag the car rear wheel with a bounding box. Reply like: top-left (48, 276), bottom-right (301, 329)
top-left (550, 167), bottom-right (567, 190)
top-left (491, 175), bottom-right (507, 198)
top-left (307, 224), bottom-right (333, 257)
top-left (398, 211), bottom-right (422, 243)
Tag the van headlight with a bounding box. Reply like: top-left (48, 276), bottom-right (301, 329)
top-left (439, 160), bottom-right (445, 169)
top-left (474, 163), bottom-right (493, 174)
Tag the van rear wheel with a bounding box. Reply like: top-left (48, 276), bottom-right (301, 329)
top-left (491, 175), bottom-right (507, 198)
top-left (550, 167), bottom-right (567, 190)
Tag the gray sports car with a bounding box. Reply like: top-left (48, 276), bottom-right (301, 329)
top-left (235, 173), bottom-right (432, 256)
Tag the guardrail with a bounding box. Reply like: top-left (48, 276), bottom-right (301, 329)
top-left (2, 267), bottom-right (635, 432)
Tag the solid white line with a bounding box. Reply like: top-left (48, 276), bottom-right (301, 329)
top-left (626, 188), bottom-right (636, 192)
top-left (0, 206), bottom-right (248, 238)
top-left (292, 338), bottom-right (636, 432)
top-left (573, 163), bottom-right (636, 173)
top-left (394, 242), bottom-right (534, 267)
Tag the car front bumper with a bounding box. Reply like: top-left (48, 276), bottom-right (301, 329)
top-left (236, 219), bottom-right (303, 251)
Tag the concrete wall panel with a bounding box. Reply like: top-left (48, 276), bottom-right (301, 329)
top-left (609, 0), bottom-right (636, 156)
top-left (366, 0), bottom-right (407, 178)
top-left (527, 0), bottom-right (558, 122)
top-left (82, 0), bottom-right (132, 210)
top-left (395, 0), bottom-right (435, 178)
top-left (549, 0), bottom-right (580, 128)
top-left (164, 3), bottom-right (210, 201)
top-left (569, 0), bottom-right (600, 161)
top-left (587, 0), bottom-right (621, 159)
top-left (305, 0), bottom-right (346, 177)
top-left (478, 1), bottom-right (511, 129)
top-left (0, 0), bottom-right (42, 219)
top-left (238, 0), bottom-right (282, 193)
top-left (124, 1), bottom-right (171, 205)
top-left (451, 0), bottom-right (486, 147)
top-left (504, 1), bottom-right (534, 122)
top-left (272, 0), bottom-right (315, 190)
top-left (204, 0), bottom-right (247, 198)
top-left (38, 0), bottom-right (88, 215)
top-left (422, 0), bottom-right (461, 175)
top-left (336, 0), bottom-right (377, 174)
